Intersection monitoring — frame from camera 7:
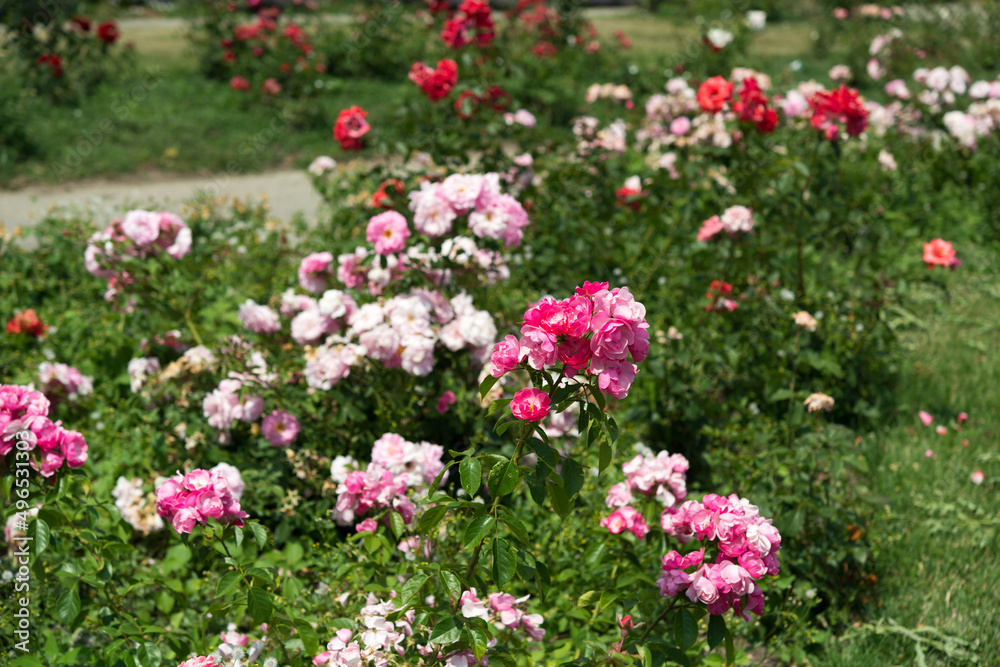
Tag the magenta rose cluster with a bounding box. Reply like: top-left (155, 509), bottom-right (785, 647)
top-left (490, 281), bottom-right (650, 400)
top-left (600, 449), bottom-right (690, 540)
top-left (0, 384), bottom-right (88, 477)
top-left (658, 493), bottom-right (782, 620)
top-left (155, 468), bottom-right (248, 534)
top-left (84, 209), bottom-right (192, 302)
top-left (331, 433), bottom-right (445, 530)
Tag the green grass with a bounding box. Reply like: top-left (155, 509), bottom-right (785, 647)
top-left (816, 246), bottom-right (1000, 666)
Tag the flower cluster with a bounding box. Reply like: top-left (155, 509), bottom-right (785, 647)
top-left (491, 282), bottom-right (650, 400)
top-left (112, 477), bottom-right (165, 535)
top-left (84, 210), bottom-right (192, 301)
top-left (409, 58), bottom-right (459, 101)
top-left (333, 106), bottom-right (370, 151)
top-left (441, 0), bottom-right (495, 49)
top-left (697, 206), bottom-right (755, 242)
top-left (733, 77), bottom-right (778, 133)
top-left (315, 594), bottom-right (412, 667)
top-left (704, 281), bottom-right (738, 312)
top-left (203, 379), bottom-right (264, 433)
top-left (408, 173), bottom-right (530, 248)
top-left (460, 589), bottom-right (545, 640)
top-left (0, 384), bottom-right (88, 476)
top-left (601, 448), bottom-right (689, 539)
top-left (7, 309), bottom-right (49, 338)
top-left (808, 85), bottom-right (869, 140)
top-left (658, 494), bottom-right (781, 620)
top-left (38, 362), bottom-right (94, 401)
top-left (155, 467), bottom-right (248, 534)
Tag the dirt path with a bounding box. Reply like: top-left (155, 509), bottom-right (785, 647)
top-left (0, 169), bottom-right (323, 235)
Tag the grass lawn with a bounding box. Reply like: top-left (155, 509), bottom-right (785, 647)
top-left (817, 248), bottom-right (1000, 666)
top-left (1, 12), bottom-right (826, 188)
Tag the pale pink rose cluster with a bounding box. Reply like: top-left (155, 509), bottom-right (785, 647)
top-left (38, 362), bottom-right (94, 400)
top-left (127, 356), bottom-right (161, 393)
top-left (333, 463), bottom-right (414, 529)
top-left (600, 449), bottom-right (689, 540)
top-left (314, 594), bottom-right (413, 667)
top-left (371, 432), bottom-right (446, 488)
top-left (238, 299), bottom-right (282, 334)
top-left (112, 476), bottom-right (165, 535)
top-left (407, 173), bottom-right (530, 248)
top-left (696, 205), bottom-right (755, 242)
top-left (298, 289), bottom-right (495, 388)
top-left (84, 210), bottom-right (192, 298)
top-left (573, 116), bottom-right (629, 154)
top-left (460, 589), bottom-right (545, 640)
top-left (490, 281), bottom-right (650, 400)
top-left (0, 384), bottom-right (88, 477)
top-left (658, 493), bottom-right (781, 620)
top-left (155, 467), bottom-right (248, 534)
top-left (202, 379), bottom-right (264, 432)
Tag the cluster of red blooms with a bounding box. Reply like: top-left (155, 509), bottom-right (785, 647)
top-left (372, 179), bottom-right (406, 209)
top-left (454, 86), bottom-right (511, 120)
top-left (69, 16), bottom-right (120, 43)
top-left (333, 106), bottom-right (371, 151)
top-left (733, 77), bottom-right (778, 133)
top-left (704, 281), bottom-right (739, 312)
top-left (7, 309), bottom-right (49, 338)
top-left (441, 0), bottom-right (495, 49)
top-left (808, 85), bottom-right (869, 140)
top-left (221, 8), bottom-right (321, 89)
top-left (408, 58), bottom-right (459, 102)
top-left (37, 54), bottom-right (63, 78)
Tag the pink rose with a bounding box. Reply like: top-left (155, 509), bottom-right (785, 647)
top-left (356, 517), bottom-right (379, 533)
top-left (261, 410), bottom-right (301, 447)
top-left (489, 334), bottom-right (523, 377)
top-left (510, 388), bottom-right (551, 422)
top-left (366, 211), bottom-right (411, 255)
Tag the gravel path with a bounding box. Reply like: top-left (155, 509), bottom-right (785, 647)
top-left (0, 170), bottom-right (322, 241)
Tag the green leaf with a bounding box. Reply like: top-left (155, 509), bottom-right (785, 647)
top-left (530, 439), bottom-right (559, 469)
top-left (245, 567), bottom-right (275, 585)
top-left (55, 588), bottom-right (81, 624)
top-left (487, 457), bottom-right (519, 498)
top-left (492, 537), bottom-right (516, 588)
top-left (468, 624), bottom-right (490, 661)
top-left (486, 398), bottom-right (511, 418)
top-left (463, 515), bottom-right (495, 550)
top-left (391, 511), bottom-right (406, 539)
top-left (598, 435), bottom-right (613, 473)
top-left (577, 590), bottom-right (599, 607)
top-left (247, 587), bottom-right (274, 625)
top-left (460, 457), bottom-right (482, 497)
top-left (561, 458), bottom-right (585, 499)
top-left (769, 388), bottom-right (795, 402)
top-left (479, 374), bottom-right (500, 400)
top-left (707, 614), bottom-right (726, 649)
top-left (494, 418), bottom-right (519, 437)
top-left (673, 609), bottom-right (698, 650)
top-left (295, 620), bottom-right (320, 655)
top-left (526, 469), bottom-right (547, 507)
top-left (247, 521), bottom-right (268, 549)
top-left (234, 526), bottom-right (244, 549)
top-left (417, 505), bottom-right (449, 534)
top-left (724, 628), bottom-right (735, 666)
top-left (440, 570), bottom-right (462, 600)
top-left (401, 573), bottom-right (429, 607)
top-left (31, 518), bottom-right (50, 555)
top-left (497, 512), bottom-right (529, 545)
top-left (428, 615), bottom-right (463, 645)
top-left (216, 570), bottom-right (242, 598)
top-left (135, 642), bottom-right (162, 667)
top-left (546, 480), bottom-right (571, 517)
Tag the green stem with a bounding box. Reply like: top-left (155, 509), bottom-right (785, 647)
top-left (637, 596), bottom-right (680, 644)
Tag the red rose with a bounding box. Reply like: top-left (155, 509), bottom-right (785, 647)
top-left (453, 90), bottom-right (480, 119)
top-left (71, 16), bottom-right (91, 32)
top-left (333, 106), bottom-right (370, 151)
top-left (97, 21), bottom-right (119, 44)
top-left (732, 77), bottom-right (779, 134)
top-left (696, 76), bottom-right (733, 114)
top-left (37, 54), bottom-right (63, 78)
top-left (532, 40), bottom-right (557, 58)
top-left (230, 76), bottom-right (250, 91)
top-left (408, 58), bottom-right (458, 102)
